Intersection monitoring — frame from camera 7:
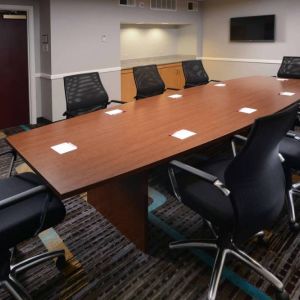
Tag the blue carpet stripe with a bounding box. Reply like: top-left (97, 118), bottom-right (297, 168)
top-left (148, 187), bottom-right (271, 300)
top-left (20, 125), bottom-right (31, 131)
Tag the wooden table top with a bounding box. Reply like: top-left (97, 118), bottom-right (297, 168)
top-left (7, 76), bottom-right (300, 197)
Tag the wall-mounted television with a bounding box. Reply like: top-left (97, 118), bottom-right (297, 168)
top-left (230, 15), bottom-right (275, 42)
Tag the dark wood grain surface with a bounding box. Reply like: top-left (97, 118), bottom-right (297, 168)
top-left (88, 172), bottom-right (148, 251)
top-left (7, 76), bottom-right (300, 198)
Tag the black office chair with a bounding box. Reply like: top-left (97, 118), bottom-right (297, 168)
top-left (168, 104), bottom-right (298, 300)
top-left (278, 131), bottom-right (300, 231)
top-left (133, 64), bottom-right (167, 100)
top-left (232, 129), bottom-right (300, 232)
top-left (277, 56), bottom-right (300, 79)
top-left (182, 60), bottom-right (218, 88)
top-left (63, 72), bottom-right (125, 118)
top-left (0, 150), bottom-right (67, 300)
top-left (277, 56), bottom-right (300, 125)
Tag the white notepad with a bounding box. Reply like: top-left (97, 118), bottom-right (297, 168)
top-left (279, 92), bottom-right (295, 97)
top-left (239, 107), bottom-right (257, 114)
top-left (168, 94), bottom-right (183, 99)
top-left (277, 78), bottom-right (289, 82)
top-left (171, 129), bottom-right (196, 140)
top-left (51, 142), bottom-right (77, 154)
top-left (214, 83), bottom-right (226, 87)
top-left (105, 109), bottom-right (124, 115)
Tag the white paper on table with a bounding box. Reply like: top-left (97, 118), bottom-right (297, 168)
top-left (279, 92), bottom-right (295, 96)
top-left (105, 109), bottom-right (124, 115)
top-left (239, 107), bottom-right (257, 114)
top-left (214, 83), bottom-right (226, 87)
top-left (277, 78), bottom-right (289, 81)
top-left (168, 94), bottom-right (183, 99)
top-left (51, 142), bottom-right (77, 154)
top-left (171, 129), bottom-right (196, 140)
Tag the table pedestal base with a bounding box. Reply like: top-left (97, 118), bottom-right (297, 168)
top-left (87, 173), bottom-right (148, 251)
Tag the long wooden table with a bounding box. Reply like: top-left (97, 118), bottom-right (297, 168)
top-left (7, 76), bottom-right (300, 251)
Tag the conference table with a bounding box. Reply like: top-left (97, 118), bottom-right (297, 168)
top-left (7, 76), bottom-right (300, 251)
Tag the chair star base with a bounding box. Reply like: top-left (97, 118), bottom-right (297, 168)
top-left (169, 238), bottom-right (288, 300)
top-left (0, 249), bottom-right (65, 300)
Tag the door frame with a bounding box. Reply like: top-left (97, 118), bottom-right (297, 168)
top-left (0, 4), bottom-right (37, 124)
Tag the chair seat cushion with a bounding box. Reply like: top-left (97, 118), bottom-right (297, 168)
top-left (0, 173), bottom-right (66, 250)
top-left (279, 134), bottom-right (300, 170)
top-left (176, 158), bottom-right (234, 230)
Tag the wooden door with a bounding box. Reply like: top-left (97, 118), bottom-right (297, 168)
top-left (0, 11), bottom-right (29, 129)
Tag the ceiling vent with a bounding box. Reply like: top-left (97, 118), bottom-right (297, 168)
top-left (119, 0), bottom-right (136, 7)
top-left (150, 0), bottom-right (177, 11)
top-left (187, 1), bottom-right (198, 12)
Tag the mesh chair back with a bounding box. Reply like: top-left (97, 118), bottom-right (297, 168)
top-left (133, 65), bottom-right (165, 100)
top-left (64, 72), bottom-right (109, 116)
top-left (182, 60), bottom-right (209, 88)
top-left (225, 103), bottom-right (298, 243)
top-left (277, 56), bottom-right (300, 79)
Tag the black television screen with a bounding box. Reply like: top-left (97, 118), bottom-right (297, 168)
top-left (230, 15), bottom-right (275, 42)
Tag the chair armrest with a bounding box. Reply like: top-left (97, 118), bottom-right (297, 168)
top-left (286, 130), bottom-right (300, 141)
top-left (170, 160), bottom-right (217, 183)
top-left (231, 135), bottom-right (248, 157)
top-left (109, 100), bottom-right (126, 104)
top-left (0, 185), bottom-right (47, 210)
top-left (232, 135), bottom-right (248, 142)
top-left (169, 160), bottom-right (230, 197)
top-left (232, 134), bottom-right (285, 162)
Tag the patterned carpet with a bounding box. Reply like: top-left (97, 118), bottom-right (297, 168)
top-left (0, 125), bottom-right (300, 300)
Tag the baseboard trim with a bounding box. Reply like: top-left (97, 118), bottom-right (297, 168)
top-left (36, 66), bottom-right (121, 80)
top-left (197, 57), bottom-right (282, 64)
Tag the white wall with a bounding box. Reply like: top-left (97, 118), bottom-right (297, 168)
top-left (202, 0), bottom-right (300, 81)
top-left (121, 25), bottom-right (179, 60)
top-left (45, 0), bottom-right (203, 121)
top-left (177, 24), bottom-right (198, 56)
top-left (121, 24), bottom-right (197, 60)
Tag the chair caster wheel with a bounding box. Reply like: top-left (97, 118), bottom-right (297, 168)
top-left (56, 256), bottom-right (67, 271)
top-left (276, 290), bottom-right (290, 300)
top-left (289, 221), bottom-right (300, 232)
